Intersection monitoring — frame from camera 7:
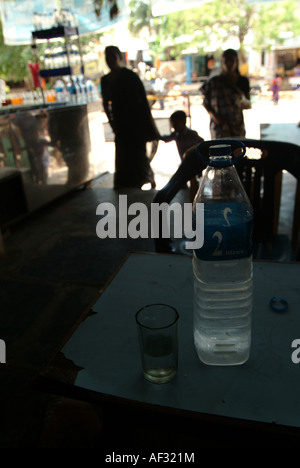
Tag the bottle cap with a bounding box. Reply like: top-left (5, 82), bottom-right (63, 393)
top-left (196, 139), bottom-right (246, 168)
top-left (209, 144), bottom-right (232, 156)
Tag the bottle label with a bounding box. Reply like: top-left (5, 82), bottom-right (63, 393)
top-left (194, 202), bottom-right (253, 261)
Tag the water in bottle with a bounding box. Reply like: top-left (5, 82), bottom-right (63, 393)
top-left (193, 142), bottom-right (253, 365)
top-left (54, 79), bottom-right (66, 102)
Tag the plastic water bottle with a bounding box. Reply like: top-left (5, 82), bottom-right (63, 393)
top-left (76, 77), bottom-right (83, 103)
top-left (54, 79), bottom-right (66, 102)
top-left (192, 141), bottom-right (253, 366)
top-left (67, 77), bottom-right (77, 104)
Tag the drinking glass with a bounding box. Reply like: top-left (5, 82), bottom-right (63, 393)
top-left (135, 303), bottom-right (179, 384)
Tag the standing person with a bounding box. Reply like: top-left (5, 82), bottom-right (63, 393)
top-left (101, 45), bottom-right (159, 189)
top-left (200, 49), bottom-right (251, 139)
top-left (272, 74), bottom-right (281, 105)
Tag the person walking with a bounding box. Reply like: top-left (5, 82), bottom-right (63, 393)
top-left (101, 46), bottom-right (159, 189)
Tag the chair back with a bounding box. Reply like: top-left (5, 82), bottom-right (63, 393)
top-left (236, 138), bottom-right (300, 253)
top-left (154, 137), bottom-right (300, 260)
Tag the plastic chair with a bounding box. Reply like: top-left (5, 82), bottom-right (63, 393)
top-left (153, 137), bottom-right (300, 261)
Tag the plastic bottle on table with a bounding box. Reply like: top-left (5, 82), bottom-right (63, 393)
top-left (192, 141), bottom-right (253, 366)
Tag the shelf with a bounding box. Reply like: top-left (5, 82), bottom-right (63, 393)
top-left (32, 25), bottom-right (85, 90)
top-left (32, 26), bottom-right (79, 40)
top-left (40, 67), bottom-right (71, 77)
top-left (39, 65), bottom-right (84, 78)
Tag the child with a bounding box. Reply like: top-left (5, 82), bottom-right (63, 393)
top-left (160, 110), bottom-right (204, 161)
top-left (160, 110), bottom-right (204, 200)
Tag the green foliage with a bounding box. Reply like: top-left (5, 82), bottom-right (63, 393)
top-left (128, 0), bottom-right (152, 35)
top-left (0, 22), bottom-right (34, 82)
top-left (128, 0), bottom-right (300, 60)
top-left (252, 1), bottom-right (300, 50)
top-left (2, 0), bottom-right (300, 82)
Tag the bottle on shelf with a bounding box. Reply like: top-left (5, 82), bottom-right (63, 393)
top-left (75, 76), bottom-right (83, 103)
top-left (53, 9), bottom-right (61, 27)
top-left (31, 19), bottom-right (86, 106)
top-left (53, 45), bottom-right (64, 68)
top-left (79, 75), bottom-right (88, 102)
top-left (66, 77), bottom-right (77, 104)
top-left (54, 79), bottom-right (66, 102)
top-left (85, 79), bottom-right (99, 102)
top-left (43, 47), bottom-right (52, 69)
top-left (33, 12), bottom-right (41, 31)
top-left (33, 88), bottom-right (43, 104)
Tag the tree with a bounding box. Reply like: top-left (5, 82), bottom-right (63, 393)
top-left (0, 21), bottom-right (33, 83)
top-left (128, 0), bottom-right (300, 62)
top-left (251, 0), bottom-right (300, 50)
top-left (198, 0), bottom-right (300, 60)
top-left (128, 0), bottom-right (153, 35)
top-left (197, 0), bottom-right (255, 61)
top-left (128, 0), bottom-right (171, 59)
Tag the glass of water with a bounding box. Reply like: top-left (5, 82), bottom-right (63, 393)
top-left (135, 303), bottom-right (179, 384)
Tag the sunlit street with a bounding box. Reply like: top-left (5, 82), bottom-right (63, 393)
top-left (89, 89), bottom-right (300, 190)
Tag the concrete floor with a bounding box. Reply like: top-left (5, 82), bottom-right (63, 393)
top-left (0, 174), bottom-right (158, 447)
top-left (1, 94), bottom-right (300, 447)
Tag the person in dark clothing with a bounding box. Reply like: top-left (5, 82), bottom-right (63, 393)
top-left (200, 49), bottom-right (251, 139)
top-left (101, 45), bottom-right (159, 189)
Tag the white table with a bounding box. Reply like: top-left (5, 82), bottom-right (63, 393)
top-left (50, 252), bottom-right (300, 437)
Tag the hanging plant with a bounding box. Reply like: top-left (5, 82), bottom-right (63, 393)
top-left (93, 0), bottom-right (120, 20)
